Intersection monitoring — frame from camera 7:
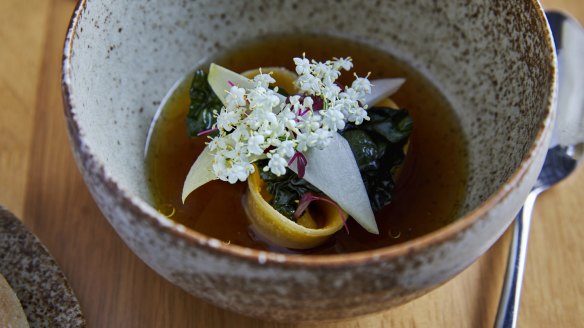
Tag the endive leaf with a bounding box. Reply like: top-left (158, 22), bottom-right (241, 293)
top-left (207, 63), bottom-right (256, 103)
top-left (289, 133), bottom-right (379, 234)
top-left (364, 78), bottom-right (405, 107)
top-left (181, 147), bottom-right (216, 202)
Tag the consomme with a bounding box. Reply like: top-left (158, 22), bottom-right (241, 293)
top-left (146, 35), bottom-right (469, 254)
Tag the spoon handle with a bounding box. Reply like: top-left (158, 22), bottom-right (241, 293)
top-left (494, 188), bottom-right (544, 328)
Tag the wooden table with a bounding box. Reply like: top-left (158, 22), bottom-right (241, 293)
top-left (1, 1), bottom-right (582, 326)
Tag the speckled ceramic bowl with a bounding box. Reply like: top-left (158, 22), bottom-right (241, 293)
top-left (62, 0), bottom-right (556, 322)
top-left (0, 207), bottom-right (86, 326)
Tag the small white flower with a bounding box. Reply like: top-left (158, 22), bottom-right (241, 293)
top-left (296, 74), bottom-right (321, 95)
top-left (351, 77), bottom-right (372, 95)
top-left (302, 96), bottom-right (314, 110)
top-left (226, 160), bottom-right (253, 183)
top-left (289, 95), bottom-right (301, 106)
top-left (278, 140), bottom-right (296, 158)
top-left (312, 128), bottom-right (333, 149)
top-left (321, 109), bottom-right (346, 131)
top-left (271, 119), bottom-right (287, 138)
top-left (322, 83), bottom-right (341, 101)
top-left (334, 57), bottom-right (353, 71)
top-left (297, 112), bottom-right (321, 132)
top-left (216, 108), bottom-right (241, 132)
top-left (293, 57), bottom-right (311, 75)
top-left (247, 87), bottom-right (274, 111)
top-left (266, 153), bottom-right (288, 176)
top-left (331, 97), bottom-right (352, 117)
top-left (261, 110), bottom-right (280, 128)
top-left (253, 72), bottom-right (275, 88)
top-left (350, 107), bottom-right (370, 125)
top-left (277, 107), bottom-right (298, 132)
top-left (212, 155), bottom-right (228, 177)
top-left (341, 87), bottom-right (360, 101)
top-left (266, 134), bottom-right (282, 148)
top-left (312, 62), bottom-right (330, 79)
top-left (225, 86), bottom-right (246, 107)
top-left (247, 134), bottom-right (265, 155)
top-left (229, 126), bottom-right (250, 142)
top-left (207, 136), bottom-right (225, 151)
top-left (295, 132), bottom-right (313, 152)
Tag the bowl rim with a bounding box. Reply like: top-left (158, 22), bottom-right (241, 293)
top-left (61, 0), bottom-right (557, 268)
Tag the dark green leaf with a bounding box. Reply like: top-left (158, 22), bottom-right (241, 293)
top-left (341, 129), bottom-right (380, 171)
top-left (276, 87), bottom-right (289, 97)
top-left (342, 107), bottom-right (412, 211)
top-left (257, 160), bottom-right (322, 221)
top-left (363, 107), bottom-right (413, 143)
top-left (186, 69), bottom-right (223, 137)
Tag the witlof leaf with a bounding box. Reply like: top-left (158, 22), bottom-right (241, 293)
top-left (182, 147), bottom-right (216, 202)
top-left (289, 133), bottom-right (379, 234)
top-left (208, 64), bottom-right (286, 104)
top-left (365, 78), bottom-right (405, 108)
top-left (208, 63), bottom-right (256, 103)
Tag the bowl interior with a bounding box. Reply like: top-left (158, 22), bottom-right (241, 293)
top-left (65, 0), bottom-right (554, 241)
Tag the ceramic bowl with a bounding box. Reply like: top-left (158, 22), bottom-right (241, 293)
top-left (62, 0), bottom-right (556, 321)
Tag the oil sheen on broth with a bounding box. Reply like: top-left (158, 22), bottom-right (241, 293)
top-left (146, 35), bottom-right (469, 254)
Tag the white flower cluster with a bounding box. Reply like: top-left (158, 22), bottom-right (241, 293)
top-left (208, 56), bottom-right (372, 183)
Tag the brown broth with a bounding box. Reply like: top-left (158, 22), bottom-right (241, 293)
top-left (145, 35), bottom-right (469, 254)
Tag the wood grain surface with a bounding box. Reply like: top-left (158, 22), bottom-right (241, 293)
top-left (1, 0), bottom-right (582, 327)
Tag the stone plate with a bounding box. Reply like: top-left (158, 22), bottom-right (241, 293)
top-left (0, 206), bottom-right (85, 327)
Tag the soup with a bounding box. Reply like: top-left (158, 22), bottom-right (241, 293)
top-left (146, 34), bottom-right (469, 254)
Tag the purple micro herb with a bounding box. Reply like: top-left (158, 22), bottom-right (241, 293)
top-left (263, 145), bottom-right (276, 154)
top-left (294, 193), bottom-right (349, 234)
top-left (312, 96), bottom-right (324, 111)
top-left (287, 151), bottom-right (307, 178)
top-left (197, 127), bottom-right (219, 136)
top-left (298, 106), bottom-right (311, 117)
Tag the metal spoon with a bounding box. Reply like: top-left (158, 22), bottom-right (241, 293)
top-left (495, 11), bottom-right (584, 328)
